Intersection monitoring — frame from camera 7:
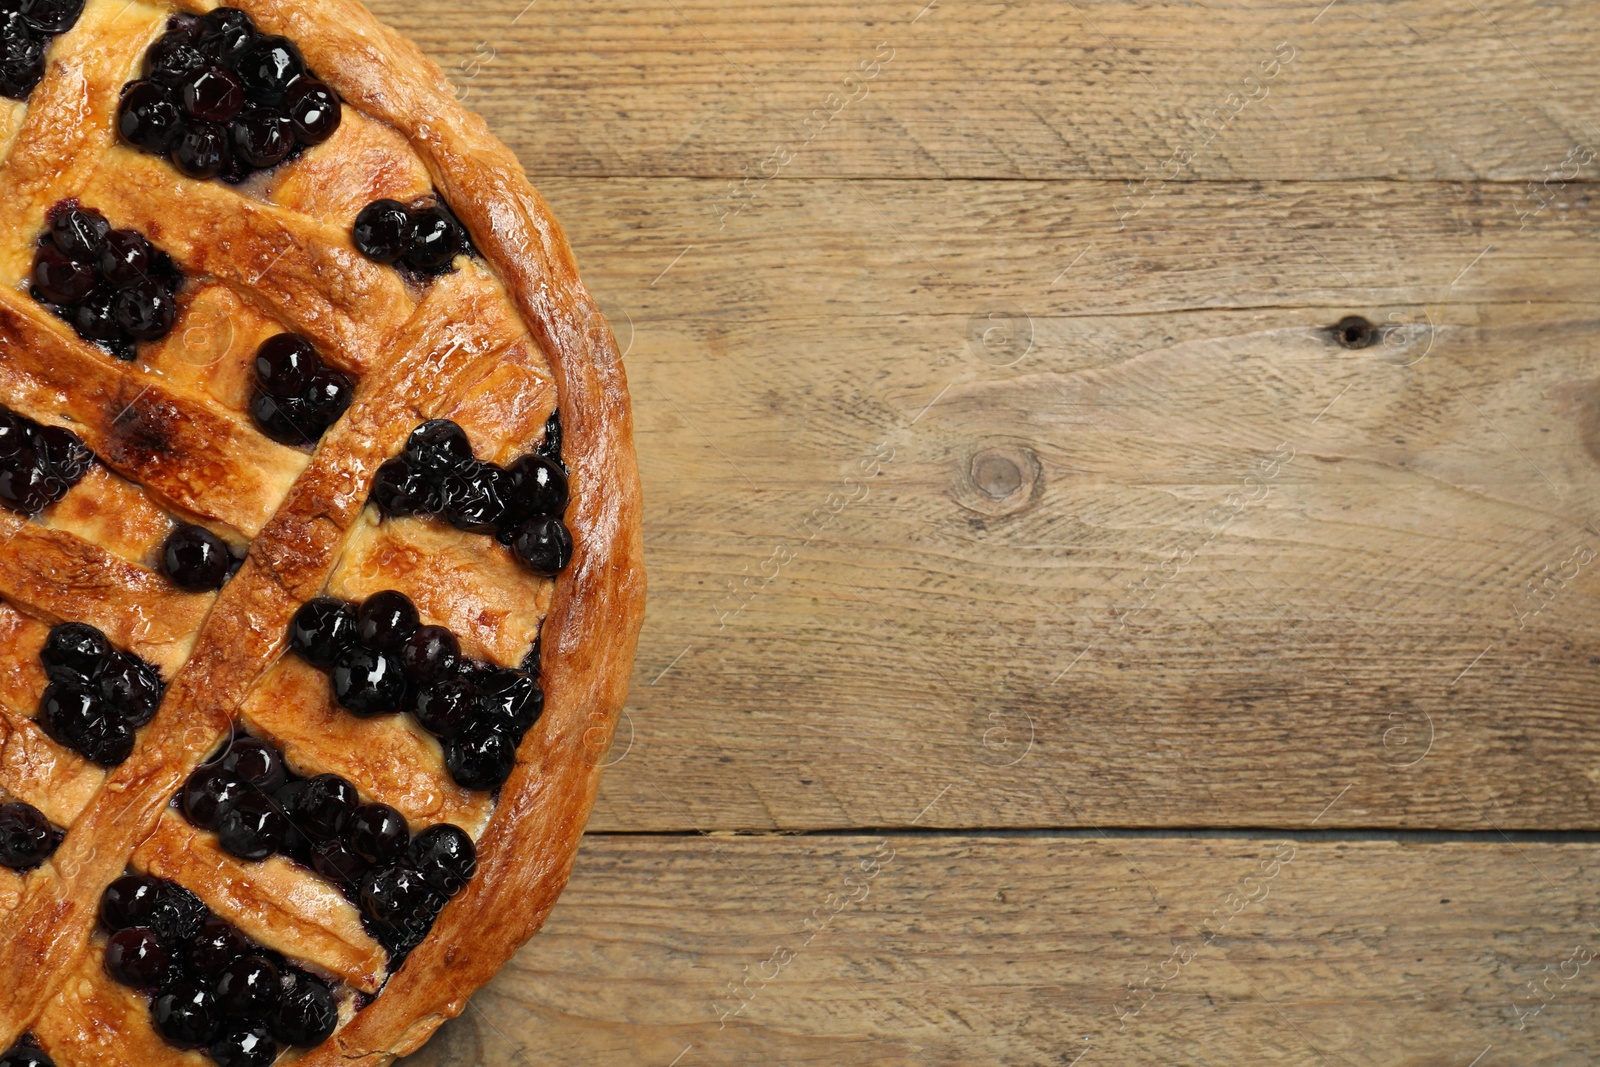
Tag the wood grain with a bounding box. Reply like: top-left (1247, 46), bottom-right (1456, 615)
top-left (398, 834), bottom-right (1600, 1066)
top-left (365, 0), bottom-right (1600, 182)
top-left (338, 0), bottom-right (1600, 1061)
top-left (442, 175), bottom-right (1600, 832)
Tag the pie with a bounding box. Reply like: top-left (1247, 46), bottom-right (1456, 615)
top-left (0, 1), bottom-right (644, 1064)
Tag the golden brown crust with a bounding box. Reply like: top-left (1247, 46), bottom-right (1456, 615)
top-left (133, 812), bottom-right (388, 993)
top-left (0, 288), bottom-right (307, 538)
top-left (0, 515), bottom-right (214, 674)
top-left (245, 3), bottom-right (646, 1060)
top-left (0, 0), bottom-right (643, 1058)
top-left (241, 657), bottom-right (493, 835)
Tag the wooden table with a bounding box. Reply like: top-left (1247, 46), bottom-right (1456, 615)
top-left (377, 1), bottom-right (1600, 1062)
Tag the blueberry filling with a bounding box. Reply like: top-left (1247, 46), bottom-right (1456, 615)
top-left (31, 202), bottom-right (184, 361)
top-left (0, 801), bottom-right (63, 871)
top-left (368, 416), bottom-right (573, 576)
top-left (288, 590), bottom-right (544, 791)
top-left (352, 197), bottom-right (473, 276)
top-left (35, 622), bottom-right (165, 767)
top-left (0, 404), bottom-right (92, 515)
top-left (0, 1037), bottom-right (56, 1067)
top-left (117, 8), bottom-right (340, 183)
top-left (0, 0), bottom-right (84, 101)
top-left (99, 874), bottom-right (338, 1055)
top-left (176, 732), bottom-right (477, 958)
top-left (209, 1025), bottom-right (277, 1067)
top-left (161, 523), bottom-right (237, 592)
top-left (249, 333), bottom-right (354, 447)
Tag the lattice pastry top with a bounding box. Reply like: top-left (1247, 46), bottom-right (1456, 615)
top-left (0, 1), bottom-right (644, 1064)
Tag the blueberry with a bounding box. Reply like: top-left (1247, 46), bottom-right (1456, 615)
top-left (99, 874), bottom-right (166, 931)
top-left (37, 681), bottom-right (102, 747)
top-left (97, 229), bottom-right (152, 288)
top-left (163, 12), bottom-right (202, 38)
top-left (442, 461), bottom-right (507, 534)
top-left (346, 802), bottom-right (409, 866)
top-left (352, 199), bottom-right (411, 264)
top-left (360, 865), bottom-right (443, 933)
top-left (144, 881), bottom-right (208, 944)
top-left (40, 621), bottom-right (110, 682)
top-left (49, 204), bottom-right (110, 262)
top-left (288, 773), bottom-right (358, 841)
top-left (250, 389), bottom-right (325, 446)
top-left (408, 824), bottom-right (476, 896)
top-left (288, 597), bottom-right (357, 668)
top-left (0, 1045), bottom-right (55, 1067)
top-left (271, 970), bottom-right (337, 1048)
top-left (152, 981), bottom-right (222, 1048)
top-left (116, 79), bottom-right (182, 153)
top-left (331, 644), bottom-right (406, 716)
top-left (0, 411), bottom-right (33, 457)
top-left (403, 205), bottom-right (462, 274)
top-left (0, 461), bottom-right (58, 515)
top-left (70, 284), bottom-right (122, 343)
top-left (104, 926), bottom-right (173, 988)
top-left (303, 364), bottom-right (353, 420)
top-left (181, 62), bottom-right (244, 122)
top-left (209, 1027), bottom-right (277, 1067)
top-left (182, 765), bottom-right (252, 831)
top-left (476, 669), bottom-right (543, 737)
top-left (411, 677), bottom-right (474, 739)
top-left (215, 954), bottom-right (280, 1020)
top-left (145, 33), bottom-right (207, 89)
top-left (16, 0), bottom-right (80, 34)
top-left (19, 0), bottom-right (84, 35)
top-left (404, 419), bottom-right (473, 476)
top-left (235, 35), bottom-right (303, 102)
top-left (171, 120), bottom-right (228, 179)
top-left (310, 838), bottom-right (366, 885)
top-left (220, 737), bottom-right (287, 793)
top-left (0, 13), bottom-right (46, 101)
top-left (146, 247), bottom-right (183, 288)
top-left (232, 104), bottom-right (295, 168)
top-left (217, 136), bottom-right (252, 184)
top-left (356, 590), bottom-right (418, 653)
top-left (218, 790), bottom-right (288, 861)
top-left (272, 781), bottom-right (312, 858)
top-left (285, 77), bottom-right (339, 144)
top-left (31, 242), bottom-right (97, 305)
top-left (502, 453), bottom-right (569, 524)
top-left (35, 425), bottom-right (91, 483)
top-left (400, 625), bottom-right (460, 687)
top-left (370, 456), bottom-right (440, 518)
top-left (76, 711), bottom-right (135, 766)
top-left (113, 279), bottom-right (177, 340)
top-left (96, 652), bottom-right (164, 727)
top-left (161, 523), bottom-right (232, 591)
top-left (253, 334), bottom-right (317, 398)
top-left (195, 7), bottom-right (256, 67)
top-left (443, 723), bottom-right (517, 791)
top-left (0, 801), bottom-right (59, 870)
top-left (511, 515), bottom-right (573, 576)
top-left (535, 408), bottom-right (563, 461)
top-left (188, 917), bottom-right (250, 977)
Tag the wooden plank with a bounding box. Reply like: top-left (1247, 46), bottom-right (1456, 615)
top-left (398, 834), bottom-right (1600, 1065)
top-left (469, 176), bottom-right (1600, 832)
top-left (366, 0), bottom-right (1600, 181)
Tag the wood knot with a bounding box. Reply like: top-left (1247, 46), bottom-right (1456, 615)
top-left (954, 443), bottom-right (1041, 518)
top-left (1329, 315), bottom-right (1377, 349)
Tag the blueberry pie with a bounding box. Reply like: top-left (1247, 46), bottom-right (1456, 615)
top-left (0, 2), bottom-right (644, 1063)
